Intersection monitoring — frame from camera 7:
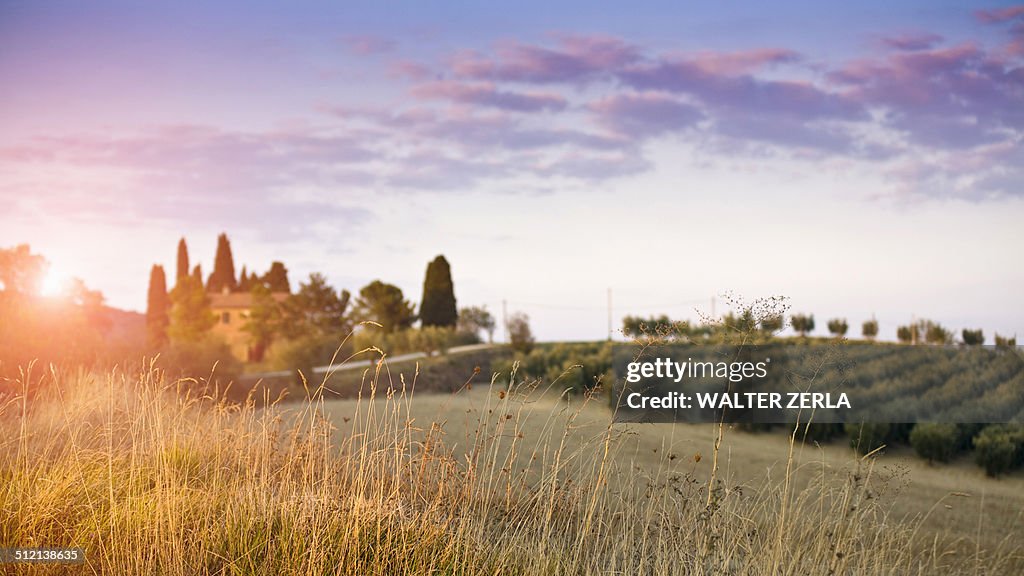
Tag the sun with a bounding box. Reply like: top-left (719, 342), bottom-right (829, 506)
top-left (40, 266), bottom-right (67, 297)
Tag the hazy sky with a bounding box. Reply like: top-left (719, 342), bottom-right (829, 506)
top-left (1, 1), bottom-right (1022, 341)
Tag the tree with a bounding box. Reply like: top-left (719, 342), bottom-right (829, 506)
top-left (923, 321), bottom-right (952, 345)
top-left (622, 315), bottom-right (672, 338)
top-left (238, 266), bottom-right (253, 292)
top-left (791, 314), bottom-right (814, 337)
top-left (354, 280), bottom-right (415, 334)
top-left (207, 233), bottom-right (237, 293)
top-left (760, 314), bottom-right (784, 334)
top-left (242, 283), bottom-right (282, 362)
top-left (167, 274), bottom-right (216, 344)
top-left (176, 238), bottom-right (190, 284)
top-left (62, 277), bottom-right (110, 333)
top-left (896, 324), bottom-right (918, 344)
top-left (0, 244), bottom-right (48, 295)
top-left (508, 312), bottom-right (535, 354)
top-left (146, 264), bottom-right (171, 349)
top-left (723, 310), bottom-right (757, 333)
top-left (827, 318), bottom-right (848, 338)
top-left (457, 306), bottom-right (496, 343)
top-left (262, 261), bottom-right (291, 293)
top-left (420, 255), bottom-right (457, 328)
top-left (280, 273), bottom-right (350, 339)
top-left (862, 319), bottom-right (878, 340)
top-left (910, 423), bottom-right (958, 464)
top-left (191, 264), bottom-right (203, 285)
top-left (962, 328), bottom-right (984, 346)
top-left (973, 425), bottom-right (1024, 477)
top-left (995, 333), bottom-right (1018, 348)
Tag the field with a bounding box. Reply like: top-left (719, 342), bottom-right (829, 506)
top-left (2, 355), bottom-right (1022, 575)
top-left (319, 383), bottom-right (1024, 564)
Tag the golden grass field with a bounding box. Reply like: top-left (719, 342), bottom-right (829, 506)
top-left (1, 359), bottom-right (1022, 574)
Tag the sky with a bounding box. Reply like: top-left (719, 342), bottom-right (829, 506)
top-left (1, 1), bottom-right (1022, 342)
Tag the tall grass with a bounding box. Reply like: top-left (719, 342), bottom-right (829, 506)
top-left (0, 357), bottom-right (1020, 575)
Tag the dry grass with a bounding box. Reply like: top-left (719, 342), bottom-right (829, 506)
top-left (1, 358), bottom-right (1021, 575)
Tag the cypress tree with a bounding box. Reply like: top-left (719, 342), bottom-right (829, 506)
top-left (238, 266), bottom-right (251, 292)
top-left (192, 264), bottom-right (203, 286)
top-left (419, 255), bottom-right (457, 327)
top-left (176, 238), bottom-right (190, 284)
top-left (146, 264), bottom-right (170, 349)
top-left (263, 261), bottom-right (291, 293)
top-left (207, 233), bottom-right (237, 293)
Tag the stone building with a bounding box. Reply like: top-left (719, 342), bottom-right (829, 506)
top-left (208, 290), bottom-right (288, 361)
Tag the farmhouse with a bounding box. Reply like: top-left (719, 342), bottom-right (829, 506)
top-left (209, 289), bottom-right (288, 361)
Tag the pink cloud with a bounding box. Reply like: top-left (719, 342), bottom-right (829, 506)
top-left (339, 34), bottom-right (396, 55)
top-left (389, 60), bottom-right (434, 81)
top-left (412, 81), bottom-right (568, 112)
top-left (684, 48), bottom-right (800, 75)
top-left (621, 58), bottom-right (861, 121)
top-left (450, 34), bottom-right (640, 84)
top-left (975, 5), bottom-right (1024, 24)
top-left (828, 42), bottom-right (1022, 152)
top-left (878, 32), bottom-right (945, 51)
top-left (588, 93), bottom-right (703, 138)
top-left (5, 18), bottom-right (1023, 205)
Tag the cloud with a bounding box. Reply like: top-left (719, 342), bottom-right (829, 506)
top-left (5, 21), bottom-right (1023, 205)
top-left (589, 92), bottom-right (704, 138)
top-left (340, 34), bottom-right (397, 55)
top-left (536, 150), bottom-right (651, 181)
top-left (879, 32), bottom-right (945, 51)
top-left (1, 125), bottom-right (379, 189)
top-left (680, 48), bottom-right (800, 75)
top-left (450, 34), bottom-right (640, 84)
top-left (389, 60), bottom-right (435, 81)
top-left (975, 4), bottom-right (1024, 56)
top-left (621, 57), bottom-right (863, 121)
top-left (412, 81), bottom-right (568, 112)
top-left (829, 43), bottom-right (1023, 149)
top-left (0, 126), bottom-right (378, 238)
top-left (883, 138), bottom-right (1024, 201)
top-left (975, 5), bottom-right (1024, 24)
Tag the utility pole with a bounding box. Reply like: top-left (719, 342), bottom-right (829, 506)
top-left (607, 288), bottom-right (612, 341)
top-left (502, 299), bottom-right (509, 344)
top-left (710, 295), bottom-right (716, 321)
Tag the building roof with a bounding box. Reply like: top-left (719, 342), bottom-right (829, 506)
top-left (209, 291), bottom-right (289, 309)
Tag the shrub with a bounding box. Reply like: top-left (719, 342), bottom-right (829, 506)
top-left (491, 342), bottom-right (614, 393)
top-left (159, 336), bottom-right (242, 385)
top-left (909, 423), bottom-right (958, 463)
top-left (350, 326), bottom-right (467, 358)
top-left (414, 326), bottom-right (456, 356)
top-left (973, 425), bottom-right (1024, 477)
top-left (270, 334), bottom-right (347, 383)
top-left (955, 423), bottom-right (985, 452)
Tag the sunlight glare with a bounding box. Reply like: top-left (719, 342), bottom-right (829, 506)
top-left (40, 267), bottom-right (66, 297)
